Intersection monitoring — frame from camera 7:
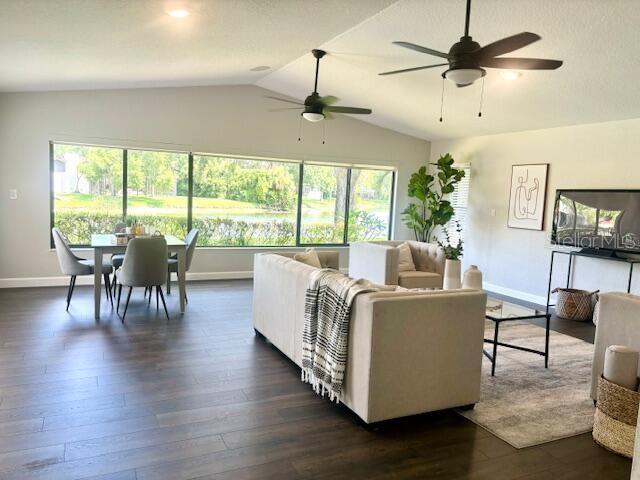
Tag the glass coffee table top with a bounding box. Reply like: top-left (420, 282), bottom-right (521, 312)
top-left (486, 297), bottom-right (547, 320)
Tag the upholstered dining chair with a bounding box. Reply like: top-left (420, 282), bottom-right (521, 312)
top-left (166, 228), bottom-right (199, 302)
top-left (116, 236), bottom-right (170, 321)
top-left (110, 221), bottom-right (127, 290)
top-left (52, 228), bottom-right (113, 310)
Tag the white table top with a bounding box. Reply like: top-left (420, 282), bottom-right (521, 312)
top-left (90, 234), bottom-right (186, 248)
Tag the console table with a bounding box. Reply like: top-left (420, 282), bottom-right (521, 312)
top-left (546, 250), bottom-right (640, 314)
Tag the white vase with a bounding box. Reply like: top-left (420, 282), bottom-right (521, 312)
top-left (443, 259), bottom-right (462, 290)
top-left (462, 265), bottom-right (483, 290)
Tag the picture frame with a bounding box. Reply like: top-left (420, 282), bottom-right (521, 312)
top-left (507, 163), bottom-right (549, 230)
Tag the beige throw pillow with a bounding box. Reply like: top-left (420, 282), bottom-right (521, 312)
top-left (397, 242), bottom-right (416, 272)
top-left (294, 248), bottom-right (322, 268)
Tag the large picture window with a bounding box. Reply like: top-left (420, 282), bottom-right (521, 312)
top-left (50, 142), bottom-right (395, 247)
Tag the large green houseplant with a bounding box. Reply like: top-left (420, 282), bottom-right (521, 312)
top-left (402, 153), bottom-right (466, 243)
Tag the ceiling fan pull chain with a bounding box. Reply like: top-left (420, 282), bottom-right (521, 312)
top-left (298, 115), bottom-right (304, 142)
top-left (322, 121), bottom-right (326, 145)
top-left (439, 75), bottom-right (445, 122)
top-left (478, 76), bottom-right (485, 118)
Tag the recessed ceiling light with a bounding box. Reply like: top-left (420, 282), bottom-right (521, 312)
top-left (168, 9), bottom-right (189, 18)
top-left (500, 70), bottom-right (522, 81)
top-left (250, 66), bottom-right (271, 72)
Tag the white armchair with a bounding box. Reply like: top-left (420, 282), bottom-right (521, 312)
top-left (349, 240), bottom-right (446, 289)
top-left (591, 292), bottom-right (640, 400)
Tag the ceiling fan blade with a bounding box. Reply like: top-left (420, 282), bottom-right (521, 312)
top-left (324, 106), bottom-right (372, 115)
top-left (392, 41), bottom-right (451, 60)
top-left (324, 110), bottom-right (335, 120)
top-left (480, 57), bottom-right (563, 70)
top-left (379, 63), bottom-right (449, 76)
top-left (264, 95), bottom-right (304, 106)
top-left (320, 95), bottom-right (339, 106)
top-left (475, 32), bottom-right (541, 59)
top-left (268, 107), bottom-right (302, 112)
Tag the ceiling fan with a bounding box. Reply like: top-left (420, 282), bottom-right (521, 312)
top-left (379, 0), bottom-right (563, 87)
top-left (266, 49), bottom-right (372, 122)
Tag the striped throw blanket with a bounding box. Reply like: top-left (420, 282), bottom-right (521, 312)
top-left (301, 269), bottom-right (377, 402)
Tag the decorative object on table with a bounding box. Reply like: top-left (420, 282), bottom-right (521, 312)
top-left (552, 287), bottom-right (599, 321)
top-left (593, 346), bottom-right (640, 458)
top-left (402, 154), bottom-right (466, 242)
top-left (437, 221), bottom-right (464, 290)
top-left (462, 265), bottom-right (483, 290)
top-left (507, 163), bottom-right (548, 230)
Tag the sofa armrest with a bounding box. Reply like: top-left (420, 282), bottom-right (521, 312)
top-left (348, 242), bottom-right (399, 285)
top-left (344, 290), bottom-right (487, 422)
top-left (591, 292), bottom-right (640, 399)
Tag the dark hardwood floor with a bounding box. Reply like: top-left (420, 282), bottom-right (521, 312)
top-left (0, 280), bottom-right (630, 479)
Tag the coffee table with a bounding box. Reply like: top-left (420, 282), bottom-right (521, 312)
top-left (484, 298), bottom-right (551, 376)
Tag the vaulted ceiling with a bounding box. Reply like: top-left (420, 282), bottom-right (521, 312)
top-left (2, 0), bottom-right (639, 140)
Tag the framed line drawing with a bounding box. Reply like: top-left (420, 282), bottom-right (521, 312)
top-left (507, 163), bottom-right (549, 230)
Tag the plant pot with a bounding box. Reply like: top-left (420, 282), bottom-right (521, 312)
top-left (443, 259), bottom-right (462, 290)
top-left (462, 265), bottom-right (483, 290)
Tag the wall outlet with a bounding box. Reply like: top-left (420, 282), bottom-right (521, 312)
top-left (490, 208), bottom-right (496, 217)
top-left (9, 189), bottom-right (18, 200)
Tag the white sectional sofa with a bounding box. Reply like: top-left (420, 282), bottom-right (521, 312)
top-left (252, 251), bottom-right (487, 424)
top-left (348, 241), bottom-right (446, 289)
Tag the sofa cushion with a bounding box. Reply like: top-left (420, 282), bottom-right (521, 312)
top-left (294, 248), bottom-right (322, 268)
top-left (398, 271), bottom-right (442, 289)
top-left (397, 242), bottom-right (416, 272)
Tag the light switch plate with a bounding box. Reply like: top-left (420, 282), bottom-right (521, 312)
top-left (9, 189), bottom-right (17, 200)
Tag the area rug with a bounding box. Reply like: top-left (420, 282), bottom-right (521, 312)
top-left (457, 320), bottom-right (596, 448)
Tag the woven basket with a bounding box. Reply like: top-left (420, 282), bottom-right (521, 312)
top-left (593, 375), bottom-right (640, 458)
top-left (552, 288), bottom-right (599, 321)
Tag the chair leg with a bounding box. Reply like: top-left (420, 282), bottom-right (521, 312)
top-left (66, 275), bottom-right (76, 311)
top-left (111, 272), bottom-right (117, 291)
top-left (121, 287), bottom-right (133, 322)
top-left (167, 271), bottom-right (171, 294)
top-left (117, 284), bottom-right (123, 312)
top-left (157, 286), bottom-right (170, 321)
top-left (156, 287), bottom-right (159, 310)
top-left (103, 273), bottom-right (112, 303)
top-left (184, 292), bottom-right (188, 305)
top-left (148, 287), bottom-right (152, 306)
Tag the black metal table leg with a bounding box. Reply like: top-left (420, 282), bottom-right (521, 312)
top-left (491, 321), bottom-right (499, 376)
top-left (544, 314), bottom-right (550, 368)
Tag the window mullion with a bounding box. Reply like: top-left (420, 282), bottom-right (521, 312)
top-left (187, 153), bottom-right (193, 234)
top-left (343, 168), bottom-right (352, 245)
top-left (295, 163), bottom-right (304, 246)
top-left (122, 149), bottom-right (128, 222)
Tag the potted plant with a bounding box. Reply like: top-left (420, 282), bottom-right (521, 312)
top-left (402, 154), bottom-right (466, 243)
top-left (436, 221), bottom-right (464, 289)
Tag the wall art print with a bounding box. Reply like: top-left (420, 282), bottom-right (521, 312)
top-left (507, 164), bottom-right (549, 230)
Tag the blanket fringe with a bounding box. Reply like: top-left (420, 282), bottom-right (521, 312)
top-left (301, 368), bottom-right (340, 403)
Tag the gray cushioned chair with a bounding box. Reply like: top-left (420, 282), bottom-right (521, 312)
top-left (167, 229), bottom-right (198, 301)
top-left (116, 236), bottom-right (170, 321)
top-left (52, 228), bottom-right (113, 310)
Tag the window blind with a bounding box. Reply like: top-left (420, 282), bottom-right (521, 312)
top-left (446, 164), bottom-right (471, 244)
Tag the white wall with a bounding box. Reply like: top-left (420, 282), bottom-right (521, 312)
top-left (431, 118), bottom-right (640, 304)
top-left (0, 85), bottom-right (430, 286)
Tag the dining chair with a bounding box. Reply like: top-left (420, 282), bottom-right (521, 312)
top-left (167, 228), bottom-right (199, 303)
top-left (52, 228), bottom-right (113, 310)
top-left (116, 236), bottom-right (170, 321)
top-left (110, 221), bottom-right (127, 290)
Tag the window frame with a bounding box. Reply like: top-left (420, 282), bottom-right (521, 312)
top-left (49, 141), bottom-right (395, 248)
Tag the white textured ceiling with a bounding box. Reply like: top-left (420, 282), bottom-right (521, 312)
top-left (259, 0), bottom-right (640, 140)
top-left (0, 0), bottom-right (395, 91)
top-left (3, 0), bottom-right (640, 140)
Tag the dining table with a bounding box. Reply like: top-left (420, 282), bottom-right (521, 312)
top-left (90, 234), bottom-right (187, 320)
